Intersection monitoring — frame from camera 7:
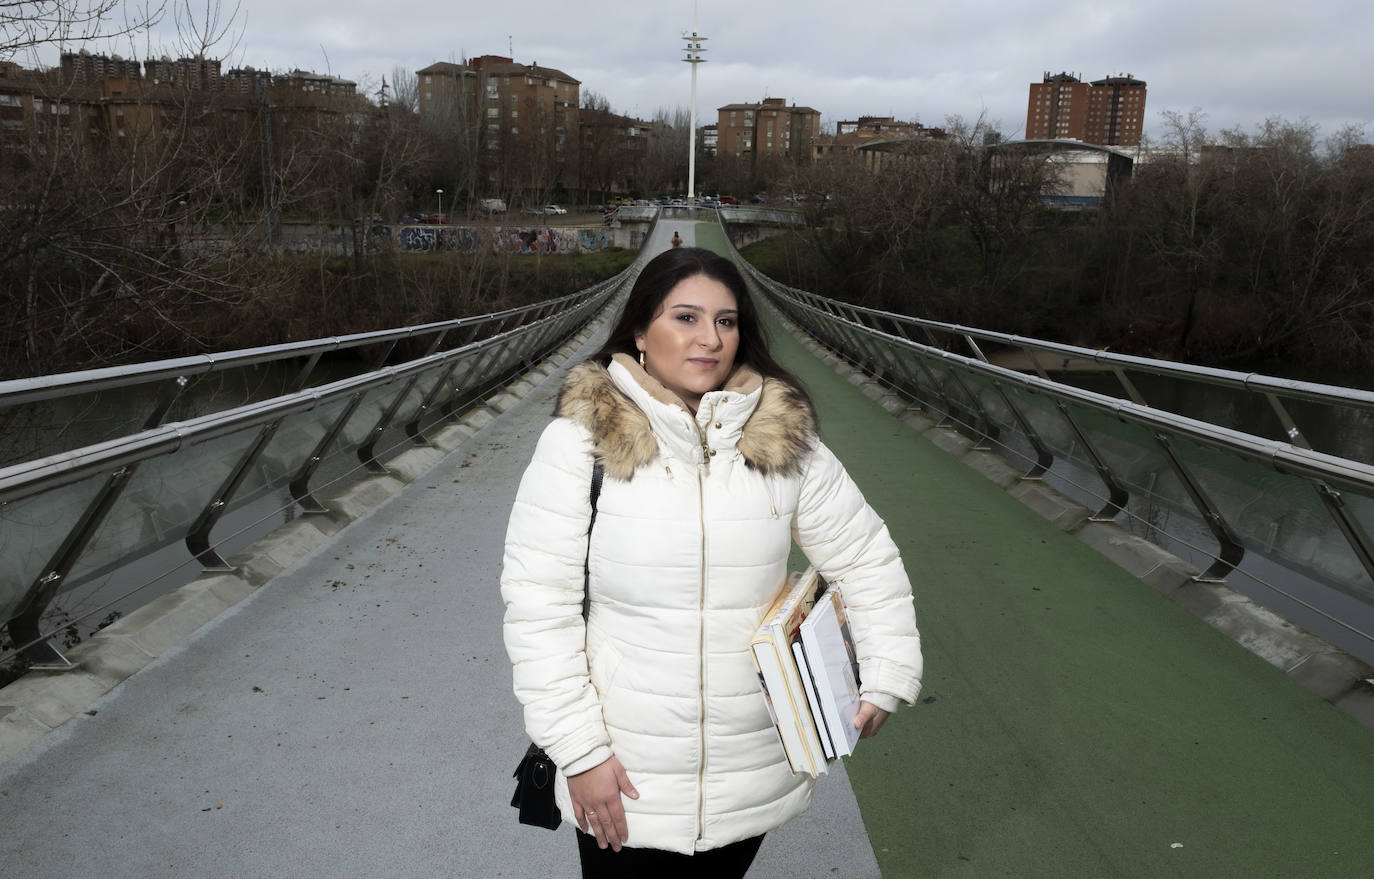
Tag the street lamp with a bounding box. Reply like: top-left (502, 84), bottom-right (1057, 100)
top-left (682, 1), bottom-right (707, 203)
top-left (436, 188), bottom-right (444, 217)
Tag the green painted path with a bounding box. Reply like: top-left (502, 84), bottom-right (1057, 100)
top-left (696, 222), bottom-right (1374, 878)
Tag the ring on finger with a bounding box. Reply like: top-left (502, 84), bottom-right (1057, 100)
top-left (585, 809), bottom-right (597, 819)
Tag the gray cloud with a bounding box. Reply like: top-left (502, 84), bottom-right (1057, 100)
top-left (59, 0), bottom-right (1372, 141)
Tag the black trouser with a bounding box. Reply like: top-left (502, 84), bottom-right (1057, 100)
top-left (576, 830), bottom-right (765, 878)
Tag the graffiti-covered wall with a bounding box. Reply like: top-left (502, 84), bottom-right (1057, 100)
top-left (721, 223), bottom-right (789, 249)
top-left (393, 225), bottom-right (621, 254)
top-left (269, 220), bottom-right (650, 256)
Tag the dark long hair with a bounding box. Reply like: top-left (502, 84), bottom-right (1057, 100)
top-left (593, 247), bottom-right (812, 404)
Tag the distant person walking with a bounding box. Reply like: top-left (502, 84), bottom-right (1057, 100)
top-left (671, 230), bottom-right (683, 248)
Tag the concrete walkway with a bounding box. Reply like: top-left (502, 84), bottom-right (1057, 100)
top-left (0, 238), bottom-right (879, 878)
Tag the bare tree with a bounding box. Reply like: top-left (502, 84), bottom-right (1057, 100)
top-left (1, 0), bottom-right (164, 61)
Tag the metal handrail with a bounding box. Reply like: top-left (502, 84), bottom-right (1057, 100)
top-left (788, 309), bottom-right (1374, 496)
top-left (1, 272), bottom-right (625, 668)
top-left (762, 286), bottom-right (1374, 416)
top-left (0, 280), bottom-right (621, 409)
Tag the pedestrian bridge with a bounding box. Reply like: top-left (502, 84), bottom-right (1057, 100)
top-left (2, 213), bottom-right (1373, 878)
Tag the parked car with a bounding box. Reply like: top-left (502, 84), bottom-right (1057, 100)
top-left (417, 212), bottom-right (448, 224)
top-left (718, 195), bottom-right (737, 205)
top-left (542, 204), bottom-right (567, 215)
top-left (479, 198), bottom-right (508, 214)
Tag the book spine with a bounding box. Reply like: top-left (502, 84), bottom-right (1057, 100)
top-left (793, 640), bottom-right (835, 760)
top-left (751, 641), bottom-right (803, 774)
top-left (768, 623), bottom-right (827, 775)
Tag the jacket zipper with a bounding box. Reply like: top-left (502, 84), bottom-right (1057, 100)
top-left (695, 404), bottom-right (713, 842)
top-left (696, 464), bottom-right (707, 842)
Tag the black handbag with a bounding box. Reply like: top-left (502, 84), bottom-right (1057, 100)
top-left (510, 742), bottom-right (562, 830)
top-left (510, 460), bottom-right (603, 830)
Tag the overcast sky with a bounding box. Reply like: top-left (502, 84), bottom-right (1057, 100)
top-left (69, 0), bottom-right (1374, 143)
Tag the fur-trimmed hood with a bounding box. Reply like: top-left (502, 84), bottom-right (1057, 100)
top-left (555, 355), bottom-right (817, 481)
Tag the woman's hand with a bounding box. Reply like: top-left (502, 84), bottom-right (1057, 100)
top-left (567, 755), bottom-right (639, 851)
top-left (853, 701), bottom-right (891, 739)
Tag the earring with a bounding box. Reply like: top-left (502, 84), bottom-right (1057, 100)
top-left (639, 351), bottom-right (645, 367)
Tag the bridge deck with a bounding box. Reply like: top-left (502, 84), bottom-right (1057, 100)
top-left (2, 222), bottom-right (1372, 877)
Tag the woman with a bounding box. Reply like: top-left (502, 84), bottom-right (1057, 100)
top-left (501, 247), bottom-right (922, 877)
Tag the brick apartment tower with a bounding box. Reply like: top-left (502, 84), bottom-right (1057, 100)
top-left (417, 55), bottom-right (580, 191)
top-left (1025, 72), bottom-right (1146, 146)
top-left (716, 97), bottom-right (821, 163)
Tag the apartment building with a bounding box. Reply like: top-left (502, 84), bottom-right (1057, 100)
top-left (700, 123), bottom-right (717, 157)
top-left (716, 97), bottom-right (820, 163)
top-left (417, 55), bottom-right (580, 190)
top-left (814, 115), bottom-right (945, 159)
top-left (1025, 72), bottom-right (1147, 146)
top-left (1, 52), bottom-right (365, 153)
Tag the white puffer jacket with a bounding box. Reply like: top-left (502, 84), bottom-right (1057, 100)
top-left (501, 354), bottom-right (922, 855)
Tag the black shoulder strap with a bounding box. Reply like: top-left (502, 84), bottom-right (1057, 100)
top-left (582, 460), bottom-right (604, 619)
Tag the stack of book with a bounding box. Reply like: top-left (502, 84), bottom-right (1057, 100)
top-left (750, 567), bottom-right (864, 777)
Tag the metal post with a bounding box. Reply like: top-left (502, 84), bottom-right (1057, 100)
top-left (682, 1), bottom-right (708, 202)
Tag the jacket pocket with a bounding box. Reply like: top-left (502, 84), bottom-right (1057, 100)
top-left (586, 635), bottom-right (624, 696)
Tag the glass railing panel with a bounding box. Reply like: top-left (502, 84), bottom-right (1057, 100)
top-left (65, 429), bottom-right (259, 585)
top-left (879, 345), bottom-right (926, 399)
top-left (246, 405), bottom-right (347, 501)
top-left (1280, 396), bottom-right (1374, 466)
top-left (371, 376), bottom-right (438, 464)
top-left (990, 381), bottom-right (1076, 454)
top-left (1347, 493), bottom-right (1374, 560)
top-left (1053, 400), bottom-right (1212, 561)
top-left (0, 391), bottom-right (153, 467)
top-left (336, 385), bottom-right (408, 449)
top-left (0, 473), bottom-right (108, 621)
top-left (990, 382), bottom-right (1116, 503)
top-left (1162, 430), bottom-right (1374, 603)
